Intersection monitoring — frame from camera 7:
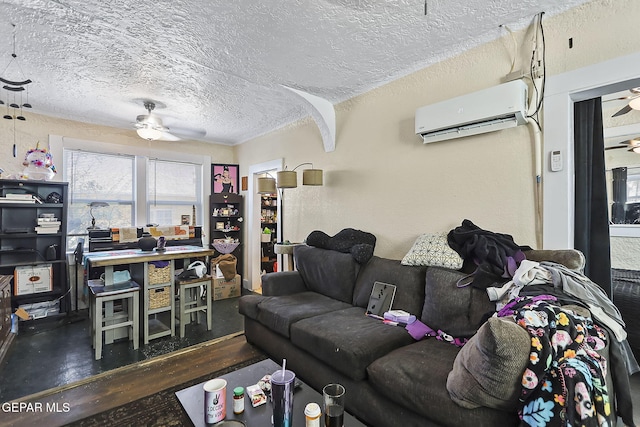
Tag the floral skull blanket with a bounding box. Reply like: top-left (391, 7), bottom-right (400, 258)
top-left (501, 295), bottom-right (612, 427)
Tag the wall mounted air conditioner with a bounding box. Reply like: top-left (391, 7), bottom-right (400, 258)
top-left (415, 79), bottom-right (528, 144)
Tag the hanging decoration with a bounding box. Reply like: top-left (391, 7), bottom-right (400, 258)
top-left (1, 24), bottom-right (32, 121)
top-left (1, 24), bottom-right (33, 160)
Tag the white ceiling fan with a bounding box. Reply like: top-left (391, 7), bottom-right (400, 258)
top-left (134, 101), bottom-right (181, 141)
top-left (610, 88), bottom-right (640, 117)
top-left (605, 138), bottom-right (640, 153)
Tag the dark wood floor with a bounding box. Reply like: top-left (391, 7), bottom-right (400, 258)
top-left (0, 333), bottom-right (262, 427)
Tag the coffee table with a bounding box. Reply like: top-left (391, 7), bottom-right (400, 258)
top-left (176, 358), bottom-right (366, 426)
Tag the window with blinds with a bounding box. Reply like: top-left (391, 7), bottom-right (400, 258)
top-left (148, 159), bottom-right (202, 225)
top-left (63, 149), bottom-right (204, 248)
top-left (64, 150), bottom-right (135, 247)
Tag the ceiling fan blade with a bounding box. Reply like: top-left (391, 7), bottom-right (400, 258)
top-left (612, 104), bottom-right (633, 117)
top-left (605, 137), bottom-right (640, 151)
top-left (158, 131), bottom-right (181, 141)
top-left (167, 127), bottom-right (207, 140)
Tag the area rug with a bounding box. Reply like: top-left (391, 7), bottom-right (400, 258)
top-left (66, 354), bottom-right (266, 427)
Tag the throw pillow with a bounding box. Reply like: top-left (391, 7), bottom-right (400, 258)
top-left (446, 317), bottom-right (530, 411)
top-left (401, 233), bottom-right (463, 269)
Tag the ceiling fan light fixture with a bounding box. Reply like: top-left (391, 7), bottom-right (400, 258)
top-left (629, 96), bottom-right (640, 111)
top-left (137, 126), bottom-right (162, 140)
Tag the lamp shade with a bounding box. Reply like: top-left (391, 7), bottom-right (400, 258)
top-left (302, 169), bottom-right (323, 186)
top-left (257, 177), bottom-right (276, 194)
top-left (630, 96), bottom-right (640, 111)
top-left (137, 127), bottom-right (162, 140)
top-left (277, 170), bottom-right (298, 188)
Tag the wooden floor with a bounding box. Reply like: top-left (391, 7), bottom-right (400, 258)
top-left (0, 332), bottom-right (262, 427)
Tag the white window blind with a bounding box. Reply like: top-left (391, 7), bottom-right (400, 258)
top-left (63, 148), bottom-right (206, 248)
top-left (64, 150), bottom-right (135, 246)
top-left (148, 159), bottom-right (202, 225)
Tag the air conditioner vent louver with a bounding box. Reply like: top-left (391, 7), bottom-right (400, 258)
top-left (415, 80), bottom-right (528, 144)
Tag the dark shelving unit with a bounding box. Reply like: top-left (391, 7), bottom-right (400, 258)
top-left (0, 179), bottom-right (69, 313)
top-left (260, 195), bottom-right (278, 273)
top-left (210, 193), bottom-right (243, 275)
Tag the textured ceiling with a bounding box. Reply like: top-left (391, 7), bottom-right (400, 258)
top-left (0, 0), bottom-right (594, 145)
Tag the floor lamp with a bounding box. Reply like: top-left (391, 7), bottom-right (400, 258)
top-left (257, 163), bottom-right (323, 256)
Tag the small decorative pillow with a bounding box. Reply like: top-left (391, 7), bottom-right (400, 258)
top-left (446, 317), bottom-right (530, 411)
top-left (401, 233), bottom-right (463, 269)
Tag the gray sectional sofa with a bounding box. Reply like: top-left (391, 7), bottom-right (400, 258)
top-left (238, 244), bottom-right (595, 426)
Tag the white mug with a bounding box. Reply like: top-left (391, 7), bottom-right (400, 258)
top-left (203, 378), bottom-right (227, 424)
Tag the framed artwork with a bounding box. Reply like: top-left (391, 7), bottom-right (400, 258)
top-left (212, 164), bottom-right (239, 194)
top-left (181, 215), bottom-right (190, 225)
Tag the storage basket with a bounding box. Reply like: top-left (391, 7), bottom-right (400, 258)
top-left (149, 286), bottom-right (171, 309)
top-left (148, 264), bottom-right (171, 285)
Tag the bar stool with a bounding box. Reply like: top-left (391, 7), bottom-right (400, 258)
top-left (88, 279), bottom-right (140, 360)
top-left (175, 275), bottom-right (212, 338)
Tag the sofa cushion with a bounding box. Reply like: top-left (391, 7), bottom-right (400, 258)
top-left (290, 306), bottom-right (414, 381)
top-left (352, 256), bottom-right (426, 317)
top-left (367, 339), bottom-right (518, 426)
top-left (238, 294), bottom-right (267, 321)
top-left (401, 232), bottom-right (463, 269)
top-left (446, 317), bottom-right (530, 411)
top-left (421, 267), bottom-right (496, 337)
top-left (294, 245), bottom-right (360, 303)
top-left (256, 291), bottom-right (351, 338)
top-left (261, 271), bottom-right (308, 296)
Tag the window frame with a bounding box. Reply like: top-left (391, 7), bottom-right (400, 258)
top-left (50, 135), bottom-right (211, 250)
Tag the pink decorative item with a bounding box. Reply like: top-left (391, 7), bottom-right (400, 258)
top-left (22, 143), bottom-right (57, 180)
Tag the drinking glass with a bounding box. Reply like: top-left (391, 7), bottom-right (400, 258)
top-left (322, 383), bottom-right (345, 427)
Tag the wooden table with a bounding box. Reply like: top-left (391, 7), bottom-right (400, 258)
top-left (84, 245), bottom-right (215, 343)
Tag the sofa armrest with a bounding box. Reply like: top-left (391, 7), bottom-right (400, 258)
top-left (523, 249), bottom-right (585, 272)
top-left (261, 271), bottom-right (308, 296)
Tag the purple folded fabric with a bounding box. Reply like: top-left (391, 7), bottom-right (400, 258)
top-left (405, 319), bottom-right (432, 341)
top-left (149, 260), bottom-right (170, 268)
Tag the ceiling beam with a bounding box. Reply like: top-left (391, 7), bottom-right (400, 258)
top-left (282, 86), bottom-right (336, 152)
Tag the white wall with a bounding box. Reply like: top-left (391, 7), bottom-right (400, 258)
top-left (0, 112), bottom-right (236, 248)
top-left (236, 0), bottom-right (640, 275)
top-left (0, 112), bottom-right (235, 178)
top-left (2, 0), bottom-right (640, 285)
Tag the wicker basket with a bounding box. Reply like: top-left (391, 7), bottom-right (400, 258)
top-left (149, 286), bottom-right (171, 309)
top-left (148, 264), bottom-right (171, 285)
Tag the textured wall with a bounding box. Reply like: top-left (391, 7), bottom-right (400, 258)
top-left (0, 112), bottom-right (235, 178)
top-left (236, 0), bottom-right (640, 274)
top-left (1, 1), bottom-right (638, 284)
top-left (611, 237), bottom-right (640, 270)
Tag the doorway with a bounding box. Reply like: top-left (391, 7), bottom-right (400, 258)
top-left (246, 159), bottom-right (283, 290)
top-left (542, 52), bottom-right (640, 248)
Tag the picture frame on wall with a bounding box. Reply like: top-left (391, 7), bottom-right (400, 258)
top-left (212, 164), bottom-right (239, 194)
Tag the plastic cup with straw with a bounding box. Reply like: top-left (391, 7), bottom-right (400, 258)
top-left (271, 358), bottom-right (295, 427)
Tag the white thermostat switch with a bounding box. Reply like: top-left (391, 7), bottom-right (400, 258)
top-left (550, 150), bottom-right (563, 172)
